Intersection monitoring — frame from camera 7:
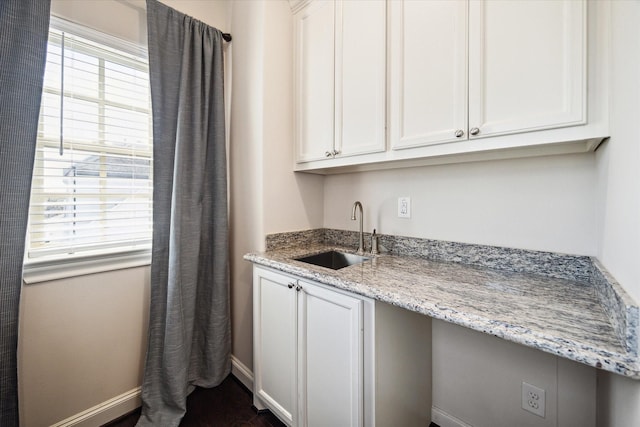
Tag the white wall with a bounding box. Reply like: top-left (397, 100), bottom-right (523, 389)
top-left (595, 1), bottom-right (640, 426)
top-left (432, 321), bottom-right (595, 427)
top-left (228, 0), bottom-right (324, 375)
top-left (229, 0), bottom-right (268, 375)
top-left (261, 1), bottom-right (324, 235)
top-left (19, 267), bottom-right (150, 427)
top-left (160, 0), bottom-right (229, 30)
top-left (594, 0), bottom-right (640, 308)
top-left (324, 153), bottom-right (596, 255)
top-left (51, 0), bottom-right (147, 45)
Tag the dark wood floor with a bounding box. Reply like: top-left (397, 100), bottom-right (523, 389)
top-left (103, 375), bottom-right (285, 427)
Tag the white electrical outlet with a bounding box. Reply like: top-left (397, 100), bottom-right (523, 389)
top-left (398, 197), bottom-right (411, 218)
top-left (522, 382), bottom-right (546, 418)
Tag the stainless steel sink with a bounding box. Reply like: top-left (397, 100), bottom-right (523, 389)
top-left (295, 250), bottom-right (369, 270)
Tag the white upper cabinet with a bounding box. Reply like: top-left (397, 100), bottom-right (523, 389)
top-left (294, 0), bottom-right (335, 162)
top-left (389, 0), bottom-right (468, 149)
top-left (294, 0), bottom-right (386, 163)
top-left (335, 0), bottom-right (387, 158)
top-left (467, 0), bottom-right (586, 139)
top-left (391, 0), bottom-right (586, 150)
top-left (293, 0), bottom-right (608, 173)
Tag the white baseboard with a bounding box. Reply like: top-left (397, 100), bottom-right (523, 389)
top-left (51, 387), bottom-right (141, 427)
top-left (49, 356), bottom-right (252, 427)
top-left (231, 354), bottom-right (254, 391)
top-left (432, 406), bottom-right (474, 427)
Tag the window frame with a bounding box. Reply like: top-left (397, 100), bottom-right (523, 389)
top-left (23, 16), bottom-right (153, 284)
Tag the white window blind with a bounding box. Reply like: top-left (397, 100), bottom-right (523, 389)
top-left (27, 21), bottom-right (153, 261)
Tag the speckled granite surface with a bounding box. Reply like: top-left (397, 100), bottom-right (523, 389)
top-left (591, 259), bottom-right (639, 357)
top-left (253, 229), bottom-right (640, 378)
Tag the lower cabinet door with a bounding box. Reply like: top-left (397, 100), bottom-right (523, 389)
top-left (253, 267), bottom-right (298, 425)
top-left (297, 280), bottom-right (363, 427)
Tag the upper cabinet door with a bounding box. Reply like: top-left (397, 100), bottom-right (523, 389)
top-left (294, 1), bottom-right (335, 162)
top-left (335, 0), bottom-right (387, 158)
top-left (468, 0), bottom-right (586, 139)
top-left (389, 0), bottom-right (468, 150)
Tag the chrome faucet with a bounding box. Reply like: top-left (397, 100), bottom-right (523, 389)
top-left (351, 201), bottom-right (364, 255)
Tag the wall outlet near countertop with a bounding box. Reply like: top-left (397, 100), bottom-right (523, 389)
top-left (522, 382), bottom-right (545, 417)
top-left (398, 197), bottom-right (411, 218)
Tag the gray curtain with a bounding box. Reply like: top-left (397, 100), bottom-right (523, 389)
top-left (138, 1), bottom-right (230, 425)
top-left (0, 1), bottom-right (50, 425)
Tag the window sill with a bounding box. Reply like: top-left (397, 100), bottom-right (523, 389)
top-left (23, 250), bottom-right (151, 284)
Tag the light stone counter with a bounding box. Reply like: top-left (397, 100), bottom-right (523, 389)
top-left (244, 229), bottom-right (640, 379)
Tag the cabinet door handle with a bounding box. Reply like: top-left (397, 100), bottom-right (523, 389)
top-left (325, 151), bottom-right (333, 158)
top-left (295, 284), bottom-right (302, 292)
top-left (454, 129), bottom-right (464, 138)
top-left (332, 149), bottom-right (340, 156)
top-left (287, 283), bottom-right (295, 289)
top-left (469, 127), bottom-right (480, 136)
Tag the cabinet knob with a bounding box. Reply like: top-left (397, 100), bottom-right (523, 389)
top-left (325, 151), bottom-right (333, 158)
top-left (287, 283), bottom-right (295, 289)
top-left (295, 284), bottom-right (302, 292)
top-left (469, 127), bottom-right (480, 136)
top-left (455, 129), bottom-right (464, 138)
top-left (333, 149), bottom-right (340, 156)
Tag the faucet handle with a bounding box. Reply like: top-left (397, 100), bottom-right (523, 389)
top-left (371, 229), bottom-right (379, 255)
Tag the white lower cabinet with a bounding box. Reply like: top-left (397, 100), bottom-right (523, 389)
top-left (253, 266), bottom-right (370, 426)
top-left (298, 277), bottom-right (363, 426)
top-left (253, 266), bottom-right (298, 424)
top-left (252, 265), bottom-right (432, 426)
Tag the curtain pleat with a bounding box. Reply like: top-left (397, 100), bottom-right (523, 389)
top-left (0, 1), bottom-right (51, 425)
top-left (137, 1), bottom-right (230, 425)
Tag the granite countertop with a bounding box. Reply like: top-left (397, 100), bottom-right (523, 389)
top-left (244, 229), bottom-right (640, 379)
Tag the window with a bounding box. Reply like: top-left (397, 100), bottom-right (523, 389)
top-left (26, 18), bottom-right (152, 266)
